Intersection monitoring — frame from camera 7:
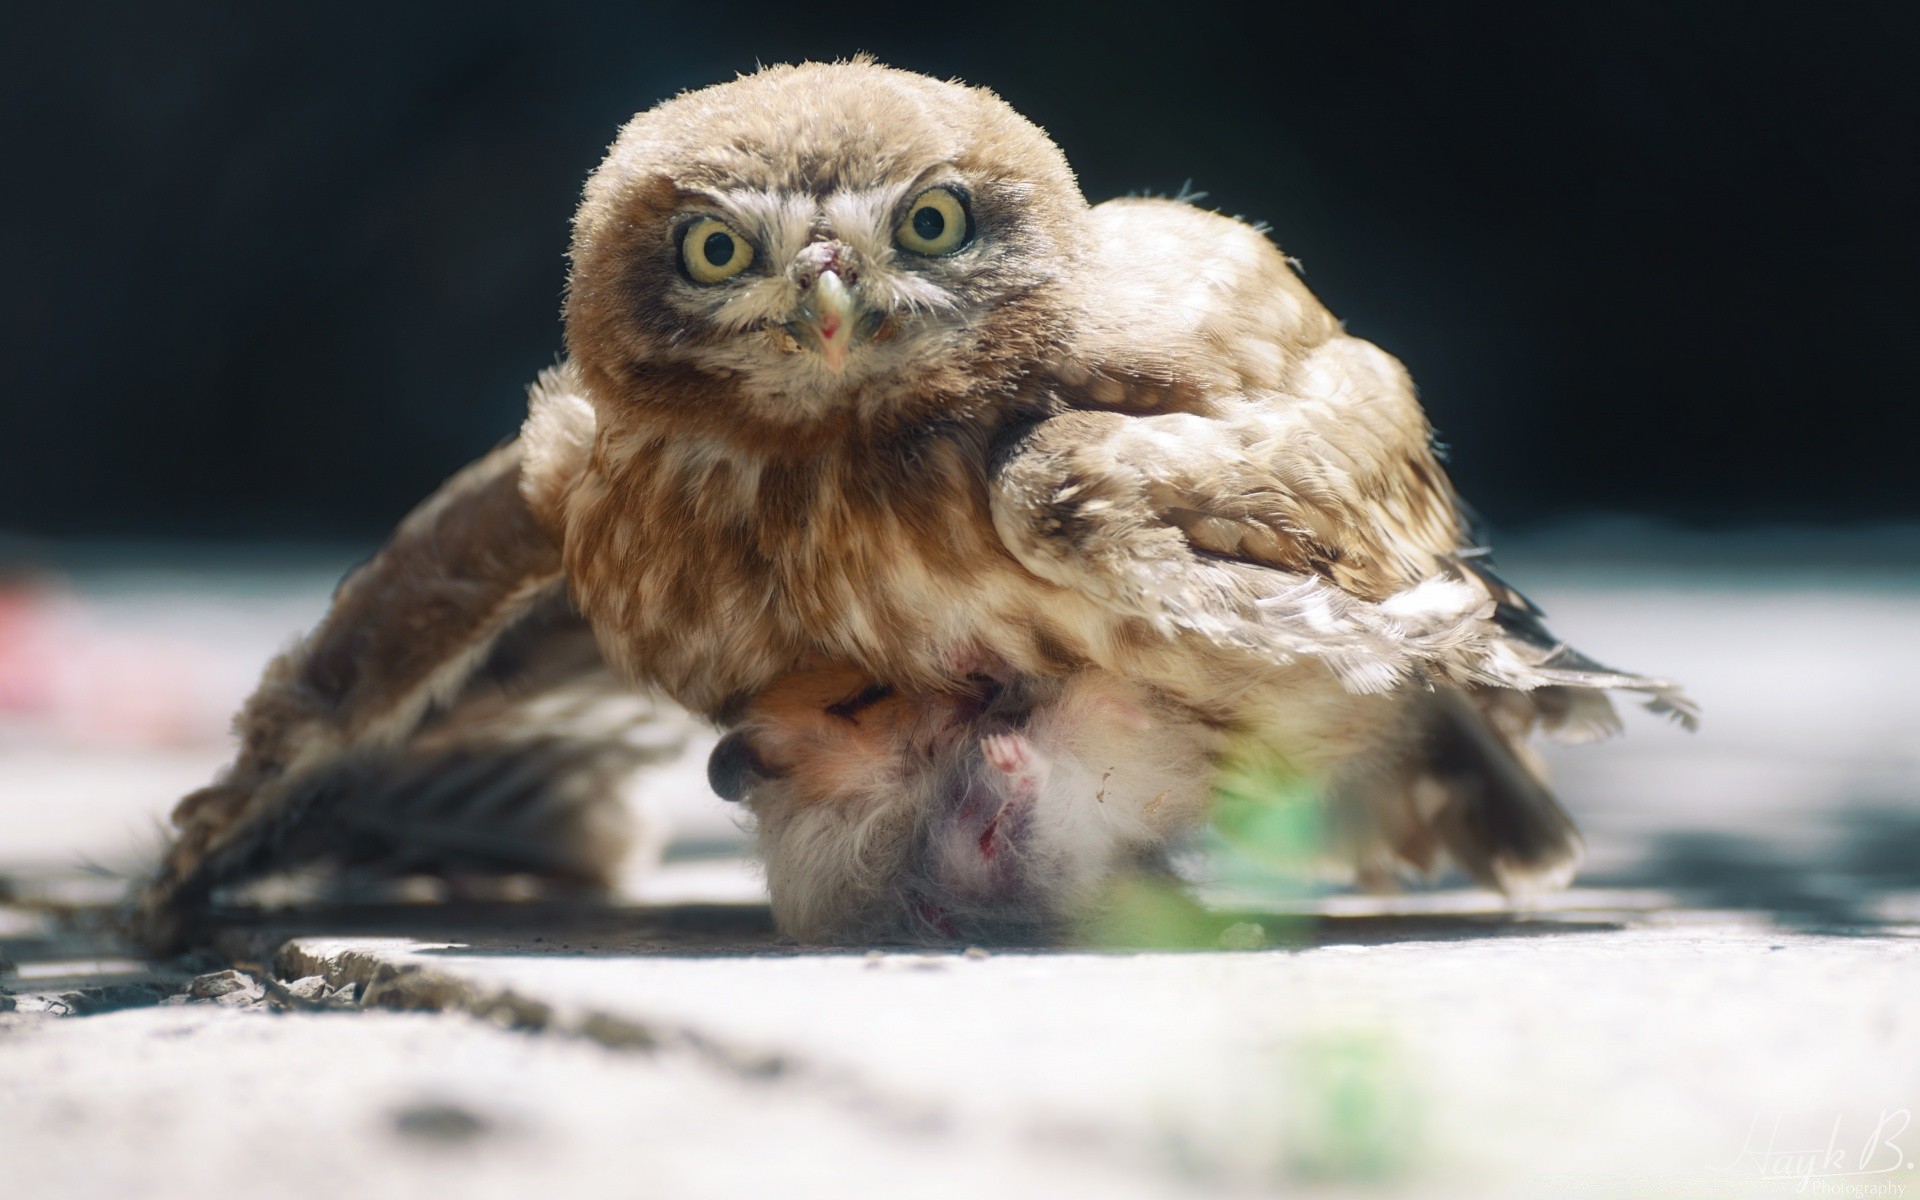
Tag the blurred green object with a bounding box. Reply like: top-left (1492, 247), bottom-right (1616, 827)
top-left (1085, 874), bottom-right (1229, 950)
top-left (1088, 740), bottom-right (1326, 949)
top-left (1211, 741), bottom-right (1326, 877)
top-left (1284, 1030), bottom-right (1422, 1182)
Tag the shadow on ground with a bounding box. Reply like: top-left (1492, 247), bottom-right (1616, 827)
top-left (1588, 800), bottom-right (1920, 935)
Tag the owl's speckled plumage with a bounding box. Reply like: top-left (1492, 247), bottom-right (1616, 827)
top-left (136, 60), bottom-right (1692, 946)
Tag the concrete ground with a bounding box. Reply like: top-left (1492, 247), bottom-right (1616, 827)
top-left (3, 531), bottom-right (1918, 1198)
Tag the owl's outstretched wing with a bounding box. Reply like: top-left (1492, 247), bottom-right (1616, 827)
top-left (133, 369), bottom-right (619, 947)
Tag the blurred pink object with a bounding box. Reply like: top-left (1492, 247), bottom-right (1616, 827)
top-left (0, 581), bottom-right (231, 749)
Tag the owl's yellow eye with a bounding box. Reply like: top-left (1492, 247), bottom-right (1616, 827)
top-left (895, 187), bottom-right (971, 256)
top-left (681, 216), bottom-right (754, 283)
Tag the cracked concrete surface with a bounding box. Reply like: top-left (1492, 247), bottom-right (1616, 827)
top-left (7, 1001), bottom-right (1187, 1200)
top-left (4, 536), bottom-right (1920, 1198)
top-left (8, 909), bottom-right (1918, 1198)
top-left (272, 920), bottom-right (1920, 1196)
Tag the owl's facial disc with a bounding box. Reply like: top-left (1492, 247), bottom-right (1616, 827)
top-left (568, 63), bottom-right (1093, 426)
top-left (593, 165), bottom-right (1065, 427)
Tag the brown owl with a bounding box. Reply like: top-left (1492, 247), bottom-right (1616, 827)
top-left (136, 59), bottom-right (1692, 945)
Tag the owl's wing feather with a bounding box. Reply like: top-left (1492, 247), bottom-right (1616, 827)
top-left (1062, 199), bottom-right (1467, 589)
top-left (160, 604), bottom-right (686, 911)
top-left (991, 406), bottom-right (1696, 722)
top-left (996, 197), bottom-right (1693, 722)
top-left (1455, 554), bottom-right (1699, 730)
top-left (134, 369), bottom-right (604, 947)
top-left (990, 408), bottom-right (1491, 694)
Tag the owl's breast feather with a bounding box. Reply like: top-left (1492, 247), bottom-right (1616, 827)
top-left (560, 422), bottom-right (1110, 717)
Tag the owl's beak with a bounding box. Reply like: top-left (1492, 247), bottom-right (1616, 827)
top-left (802, 269), bottom-right (857, 373)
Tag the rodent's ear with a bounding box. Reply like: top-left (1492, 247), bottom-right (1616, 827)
top-left (707, 730), bottom-right (770, 803)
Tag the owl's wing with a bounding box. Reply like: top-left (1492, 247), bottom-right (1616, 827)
top-left (992, 198), bottom-right (1693, 720)
top-left (991, 399), bottom-right (1694, 721)
top-left (990, 404), bottom-right (1490, 695)
top-left (133, 367), bottom-right (622, 947)
top-left (987, 373), bottom-right (1696, 901)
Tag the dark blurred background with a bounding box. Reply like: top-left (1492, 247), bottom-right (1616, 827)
top-left (3, 1), bottom-right (1915, 540)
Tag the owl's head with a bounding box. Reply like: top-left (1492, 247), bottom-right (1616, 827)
top-left (565, 60), bottom-right (1087, 430)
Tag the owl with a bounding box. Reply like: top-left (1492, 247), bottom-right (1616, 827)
top-left (136, 59), bottom-right (1692, 945)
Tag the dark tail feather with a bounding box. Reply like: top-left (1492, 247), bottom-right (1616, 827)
top-left (1422, 689), bottom-right (1584, 894)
